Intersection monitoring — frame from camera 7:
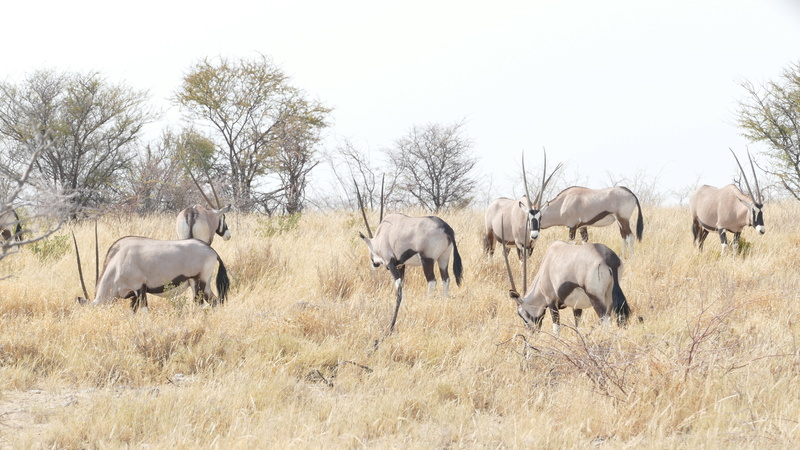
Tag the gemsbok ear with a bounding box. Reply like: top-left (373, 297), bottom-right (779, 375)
top-left (508, 290), bottom-right (522, 305)
top-left (518, 201), bottom-right (528, 212)
top-left (220, 204), bottom-right (232, 214)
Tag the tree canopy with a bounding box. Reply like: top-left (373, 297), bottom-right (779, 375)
top-left (175, 55), bottom-right (332, 213)
top-left (0, 69), bottom-right (154, 211)
top-left (737, 60), bottom-right (800, 200)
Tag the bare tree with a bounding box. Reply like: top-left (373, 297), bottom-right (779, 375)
top-left (385, 120), bottom-right (479, 212)
top-left (324, 138), bottom-right (398, 212)
top-left (737, 60), bottom-right (800, 200)
top-left (604, 167), bottom-right (665, 207)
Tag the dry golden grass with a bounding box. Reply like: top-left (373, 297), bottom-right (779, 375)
top-left (1, 203), bottom-right (800, 448)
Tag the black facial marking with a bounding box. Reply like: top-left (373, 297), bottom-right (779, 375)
top-left (216, 214), bottom-right (228, 236)
top-left (527, 209), bottom-right (541, 234)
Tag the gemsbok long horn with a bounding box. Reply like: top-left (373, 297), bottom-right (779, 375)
top-left (187, 168), bottom-right (216, 210)
top-left (729, 148), bottom-right (762, 204)
top-left (353, 177), bottom-right (373, 239)
top-left (204, 167), bottom-right (222, 209)
top-left (72, 231), bottom-right (90, 302)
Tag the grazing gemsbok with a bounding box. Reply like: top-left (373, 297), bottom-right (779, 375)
top-left (484, 152), bottom-right (562, 260)
top-left (74, 234), bottom-right (229, 312)
top-left (539, 185), bottom-right (644, 257)
top-left (355, 184), bottom-right (463, 333)
top-left (176, 169), bottom-right (231, 245)
top-left (690, 149), bottom-right (765, 254)
top-left (500, 221), bottom-right (630, 334)
top-left (1, 208), bottom-right (22, 242)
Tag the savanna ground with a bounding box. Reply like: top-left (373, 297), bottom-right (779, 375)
top-left (1, 202), bottom-right (799, 448)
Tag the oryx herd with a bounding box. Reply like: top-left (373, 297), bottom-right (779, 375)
top-left (3, 149), bottom-right (767, 339)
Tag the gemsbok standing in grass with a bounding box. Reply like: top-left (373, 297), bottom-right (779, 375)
top-left (539, 185), bottom-right (644, 257)
top-left (500, 221), bottom-right (630, 334)
top-left (1, 207), bottom-right (22, 242)
top-left (355, 183), bottom-right (463, 334)
top-left (74, 232), bottom-right (230, 312)
top-left (484, 152), bottom-right (562, 260)
top-left (690, 149), bottom-right (765, 254)
top-left (176, 169), bottom-right (231, 245)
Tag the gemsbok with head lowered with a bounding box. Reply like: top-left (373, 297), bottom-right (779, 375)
top-left (501, 222), bottom-right (630, 334)
top-left (355, 183), bottom-right (462, 333)
top-left (74, 233), bottom-right (229, 312)
top-left (538, 185), bottom-right (644, 257)
top-left (690, 149), bottom-right (765, 254)
top-left (484, 152), bottom-right (562, 260)
top-left (176, 168), bottom-right (231, 245)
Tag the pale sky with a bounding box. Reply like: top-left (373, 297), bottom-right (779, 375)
top-left (3, 0), bottom-right (800, 205)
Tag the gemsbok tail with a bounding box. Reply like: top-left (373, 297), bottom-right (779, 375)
top-left (633, 192), bottom-right (644, 242)
top-left (216, 256), bottom-right (230, 304)
top-left (611, 265), bottom-right (630, 326)
top-left (445, 223), bottom-right (463, 286)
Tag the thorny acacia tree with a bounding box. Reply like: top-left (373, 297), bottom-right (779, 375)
top-left (175, 55), bottom-right (331, 213)
top-left (0, 69), bottom-right (153, 211)
top-left (737, 60), bottom-right (800, 200)
top-left (386, 121), bottom-right (479, 212)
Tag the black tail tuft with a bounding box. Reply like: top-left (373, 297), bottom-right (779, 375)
top-left (216, 256), bottom-right (230, 304)
top-left (634, 193), bottom-right (644, 241)
top-left (444, 223), bottom-right (463, 286)
top-left (452, 240), bottom-right (463, 286)
top-left (611, 267), bottom-right (630, 326)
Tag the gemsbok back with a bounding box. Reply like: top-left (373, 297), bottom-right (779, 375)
top-left (484, 152), bottom-right (562, 260)
top-left (1, 207), bottom-right (22, 242)
top-left (539, 185), bottom-right (644, 257)
top-left (176, 168), bottom-right (231, 245)
top-left (690, 149), bottom-right (765, 254)
top-left (501, 226), bottom-right (630, 334)
top-left (355, 185), bottom-right (463, 333)
top-left (74, 234), bottom-right (230, 312)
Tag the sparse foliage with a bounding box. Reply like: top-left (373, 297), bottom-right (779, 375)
top-left (175, 55), bottom-right (331, 213)
top-left (325, 138), bottom-right (398, 212)
top-left (0, 69), bottom-right (154, 211)
top-left (385, 121), bottom-right (479, 212)
top-left (737, 60), bottom-right (800, 200)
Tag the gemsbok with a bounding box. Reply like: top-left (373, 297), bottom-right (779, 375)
top-left (74, 234), bottom-right (230, 312)
top-left (355, 184), bottom-right (463, 333)
top-left (176, 205), bottom-right (231, 245)
top-left (176, 168), bottom-right (231, 245)
top-left (690, 149), bottom-right (765, 254)
top-left (484, 152), bottom-right (562, 259)
top-left (539, 185), bottom-right (644, 257)
top-left (501, 222), bottom-right (630, 334)
top-left (0, 208), bottom-right (22, 242)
